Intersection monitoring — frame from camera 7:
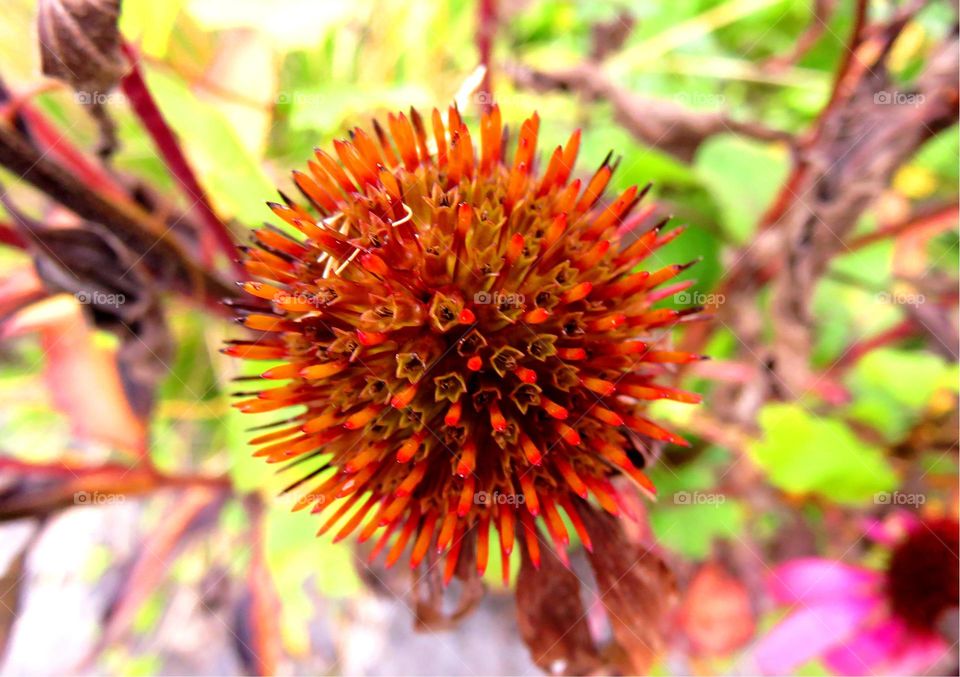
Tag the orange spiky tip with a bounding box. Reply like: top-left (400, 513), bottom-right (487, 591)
top-left (227, 105), bottom-right (702, 582)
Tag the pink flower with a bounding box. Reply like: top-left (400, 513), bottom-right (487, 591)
top-left (753, 516), bottom-right (958, 675)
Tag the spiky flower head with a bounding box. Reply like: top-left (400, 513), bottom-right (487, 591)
top-left (226, 105), bottom-right (701, 583)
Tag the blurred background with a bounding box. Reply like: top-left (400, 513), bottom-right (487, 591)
top-left (0, 0), bottom-right (957, 674)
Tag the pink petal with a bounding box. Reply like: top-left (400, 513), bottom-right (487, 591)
top-left (769, 558), bottom-right (881, 605)
top-left (753, 598), bottom-right (876, 675)
top-left (825, 616), bottom-right (950, 676)
top-left (863, 512), bottom-right (920, 547)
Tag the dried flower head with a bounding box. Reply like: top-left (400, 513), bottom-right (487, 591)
top-left (225, 105), bottom-right (701, 586)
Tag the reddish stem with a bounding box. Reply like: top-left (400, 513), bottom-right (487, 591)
top-left (120, 43), bottom-right (244, 279)
top-left (0, 221), bottom-right (26, 249)
top-left (476, 0), bottom-right (497, 112)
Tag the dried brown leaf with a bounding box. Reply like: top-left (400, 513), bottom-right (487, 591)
top-left (515, 529), bottom-right (602, 675)
top-left (579, 503), bottom-right (676, 674)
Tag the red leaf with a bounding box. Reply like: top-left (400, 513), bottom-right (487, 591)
top-left (678, 562), bottom-right (756, 657)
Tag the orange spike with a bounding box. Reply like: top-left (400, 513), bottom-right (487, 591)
top-left (575, 164), bottom-right (612, 213)
top-left (620, 383), bottom-right (702, 403)
top-left (372, 118), bottom-right (399, 167)
top-left (379, 493), bottom-right (412, 525)
top-left (241, 281), bottom-right (285, 302)
top-left (344, 447), bottom-right (382, 473)
top-left (554, 421), bottom-right (581, 445)
top-left (592, 406), bottom-right (624, 426)
top-left (457, 476), bottom-right (475, 516)
top-left (514, 366), bottom-right (537, 384)
top-left (518, 474), bottom-right (540, 516)
top-left (556, 347), bottom-right (586, 361)
top-left (556, 179), bottom-right (581, 214)
top-left (385, 505), bottom-right (421, 568)
top-left (443, 522), bottom-right (466, 585)
top-left (368, 518), bottom-right (400, 562)
top-left (587, 184), bottom-right (638, 237)
top-left (316, 491), bottom-right (364, 537)
top-left (300, 361), bottom-right (348, 379)
top-left (622, 414), bottom-right (690, 447)
top-left (541, 495), bottom-right (569, 547)
top-left (388, 112), bottom-right (420, 171)
top-left (396, 431), bottom-right (425, 463)
top-left (351, 128), bottom-right (384, 170)
top-left (343, 404), bottom-right (382, 430)
top-left (409, 107), bottom-right (432, 165)
top-left (519, 434), bottom-right (543, 466)
top-left (334, 138), bottom-right (377, 187)
top-left (559, 496), bottom-right (593, 552)
top-left (553, 458), bottom-right (588, 499)
top-left (358, 498), bottom-right (389, 542)
top-left (444, 400), bottom-right (463, 426)
top-left (498, 504), bottom-right (516, 555)
top-left (243, 314), bottom-right (287, 332)
top-left (410, 510), bottom-right (439, 568)
top-left (539, 397), bottom-right (568, 420)
top-left (456, 440), bottom-right (477, 477)
top-left (505, 233), bottom-right (525, 266)
top-left (307, 159), bottom-right (346, 200)
top-left (476, 512), bottom-right (491, 575)
top-left (390, 383), bottom-right (418, 409)
top-left (489, 401), bottom-right (507, 432)
top-left (356, 329), bottom-right (388, 346)
top-left (536, 146), bottom-right (564, 197)
top-left (642, 350), bottom-right (703, 364)
top-left (302, 409), bottom-right (339, 433)
top-left (292, 170), bottom-right (337, 212)
top-left (581, 376), bottom-right (616, 396)
top-left (314, 149), bottom-right (356, 194)
top-left (457, 203), bottom-right (472, 244)
top-left (249, 425), bottom-right (300, 446)
top-left (542, 213), bottom-right (567, 251)
top-left (332, 493), bottom-right (380, 542)
top-left (395, 461), bottom-right (428, 498)
top-left (436, 502), bottom-right (459, 552)
top-left (523, 307), bottom-right (551, 324)
top-left (585, 477), bottom-right (621, 516)
top-left (501, 547), bottom-right (512, 587)
top-left (575, 239), bottom-right (610, 270)
top-left (222, 344), bottom-right (286, 360)
top-left (586, 312), bottom-right (625, 332)
top-left (556, 129), bottom-right (581, 186)
top-left (561, 281), bottom-right (593, 304)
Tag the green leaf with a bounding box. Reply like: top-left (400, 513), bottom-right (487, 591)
top-left (695, 134), bottom-right (789, 243)
top-left (749, 403), bottom-right (897, 504)
top-left (849, 348), bottom-right (958, 408)
top-left (139, 67), bottom-right (275, 224)
top-left (845, 349), bottom-right (958, 441)
top-left (650, 500), bottom-right (745, 560)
